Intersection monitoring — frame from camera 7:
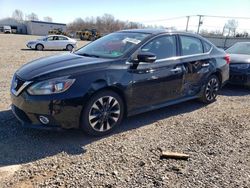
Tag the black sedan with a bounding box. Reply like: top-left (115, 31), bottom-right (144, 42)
top-left (226, 42), bottom-right (250, 87)
top-left (11, 29), bottom-right (229, 136)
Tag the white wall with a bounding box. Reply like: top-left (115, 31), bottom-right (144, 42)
top-left (26, 21), bottom-right (66, 36)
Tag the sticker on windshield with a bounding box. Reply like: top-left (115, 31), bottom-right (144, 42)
top-left (122, 38), bottom-right (141, 44)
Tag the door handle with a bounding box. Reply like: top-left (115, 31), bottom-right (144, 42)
top-left (171, 67), bottom-right (182, 73)
top-left (202, 63), bottom-right (210, 68)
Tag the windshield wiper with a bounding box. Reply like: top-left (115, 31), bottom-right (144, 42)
top-left (78, 53), bottom-right (100, 58)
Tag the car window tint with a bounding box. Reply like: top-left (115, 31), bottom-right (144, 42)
top-left (141, 35), bottom-right (177, 59)
top-left (204, 41), bottom-right (212, 53)
top-left (180, 36), bottom-right (203, 55)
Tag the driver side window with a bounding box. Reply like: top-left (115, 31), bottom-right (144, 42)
top-left (141, 35), bottom-right (177, 60)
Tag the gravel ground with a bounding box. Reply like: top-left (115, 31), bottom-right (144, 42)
top-left (0, 34), bottom-right (250, 188)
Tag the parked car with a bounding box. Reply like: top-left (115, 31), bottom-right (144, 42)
top-left (226, 42), bottom-right (250, 87)
top-left (11, 29), bottom-right (229, 136)
top-left (3, 25), bottom-right (11, 33)
top-left (26, 35), bottom-right (77, 51)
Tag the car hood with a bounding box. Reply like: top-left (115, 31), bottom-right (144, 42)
top-left (229, 54), bottom-right (250, 64)
top-left (16, 53), bottom-right (112, 80)
top-left (27, 40), bottom-right (38, 43)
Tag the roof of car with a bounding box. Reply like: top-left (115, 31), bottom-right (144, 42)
top-left (119, 28), bottom-right (199, 36)
top-left (120, 29), bottom-right (170, 34)
top-left (47, 35), bottom-right (68, 37)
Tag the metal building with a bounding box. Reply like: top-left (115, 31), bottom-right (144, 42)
top-left (26, 20), bottom-right (66, 36)
top-left (0, 18), bottom-right (27, 34)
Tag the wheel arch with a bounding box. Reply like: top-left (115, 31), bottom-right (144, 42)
top-left (81, 79), bottom-right (128, 117)
top-left (36, 43), bottom-right (44, 49)
top-left (212, 69), bottom-right (222, 88)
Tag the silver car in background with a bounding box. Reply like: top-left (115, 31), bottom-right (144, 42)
top-left (26, 35), bottom-right (77, 51)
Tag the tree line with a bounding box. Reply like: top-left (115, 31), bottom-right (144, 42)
top-left (67, 14), bottom-right (143, 34)
top-left (12, 9), bottom-right (53, 22)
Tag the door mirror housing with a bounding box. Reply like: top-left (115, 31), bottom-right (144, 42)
top-left (137, 52), bottom-right (156, 63)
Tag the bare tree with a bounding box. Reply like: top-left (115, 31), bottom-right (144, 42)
top-left (224, 19), bottom-right (238, 37)
top-left (43, 16), bottom-right (53, 22)
top-left (12, 9), bottom-right (23, 21)
top-left (26, 13), bottom-right (39, 21)
top-left (67, 14), bottom-right (142, 34)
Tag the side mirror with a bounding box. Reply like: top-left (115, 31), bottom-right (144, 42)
top-left (137, 52), bottom-right (156, 63)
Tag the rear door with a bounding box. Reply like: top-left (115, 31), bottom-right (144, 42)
top-left (58, 36), bottom-right (69, 49)
top-left (178, 35), bottom-right (212, 96)
top-left (128, 34), bottom-right (185, 110)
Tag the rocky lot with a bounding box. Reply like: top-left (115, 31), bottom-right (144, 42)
top-left (0, 34), bottom-right (250, 187)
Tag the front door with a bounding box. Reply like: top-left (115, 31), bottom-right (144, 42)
top-left (44, 36), bottom-right (56, 49)
top-left (128, 35), bottom-right (185, 111)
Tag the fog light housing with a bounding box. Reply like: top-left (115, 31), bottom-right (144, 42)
top-left (39, 116), bottom-right (49, 124)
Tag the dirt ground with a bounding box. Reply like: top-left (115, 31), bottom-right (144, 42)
top-left (0, 34), bottom-right (88, 109)
top-left (0, 34), bottom-right (250, 188)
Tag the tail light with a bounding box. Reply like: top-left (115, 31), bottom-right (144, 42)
top-left (224, 54), bottom-right (230, 64)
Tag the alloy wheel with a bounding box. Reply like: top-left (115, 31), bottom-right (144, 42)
top-left (205, 77), bottom-right (219, 101)
top-left (88, 96), bottom-right (121, 132)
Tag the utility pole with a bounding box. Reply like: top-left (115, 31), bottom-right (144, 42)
top-left (197, 15), bottom-right (203, 34)
top-left (186, 16), bottom-right (190, 31)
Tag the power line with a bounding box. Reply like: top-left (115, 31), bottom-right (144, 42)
top-left (140, 16), bottom-right (187, 23)
top-left (141, 15), bottom-right (250, 24)
top-left (197, 15), bottom-right (250, 20)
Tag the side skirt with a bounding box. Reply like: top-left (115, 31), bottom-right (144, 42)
top-left (127, 95), bottom-right (199, 117)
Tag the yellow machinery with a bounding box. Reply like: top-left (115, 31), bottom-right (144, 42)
top-left (77, 29), bottom-right (102, 41)
top-left (48, 28), bottom-right (68, 36)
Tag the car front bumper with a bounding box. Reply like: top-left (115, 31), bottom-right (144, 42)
top-left (26, 43), bottom-right (36, 49)
top-left (11, 91), bottom-right (83, 130)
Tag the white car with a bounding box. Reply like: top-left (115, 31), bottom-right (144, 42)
top-left (26, 35), bottom-right (77, 51)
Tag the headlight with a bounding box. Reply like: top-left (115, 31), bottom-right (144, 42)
top-left (230, 64), bottom-right (250, 69)
top-left (28, 42), bottom-right (36, 45)
top-left (27, 77), bottom-right (75, 95)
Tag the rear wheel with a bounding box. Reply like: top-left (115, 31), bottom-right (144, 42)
top-left (80, 90), bottom-right (124, 136)
top-left (200, 75), bottom-right (220, 103)
top-left (36, 44), bottom-right (44, 51)
top-left (66, 44), bottom-right (73, 51)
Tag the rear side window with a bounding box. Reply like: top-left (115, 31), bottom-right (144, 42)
top-left (59, 36), bottom-right (68, 40)
top-left (203, 41), bottom-right (212, 53)
top-left (141, 35), bottom-right (177, 60)
top-left (180, 36), bottom-right (203, 56)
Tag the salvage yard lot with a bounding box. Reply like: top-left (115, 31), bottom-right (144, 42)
top-left (0, 34), bottom-right (250, 187)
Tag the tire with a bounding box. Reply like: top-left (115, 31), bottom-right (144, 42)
top-left (80, 90), bottom-right (124, 136)
top-left (36, 44), bottom-right (44, 51)
top-left (90, 36), bottom-right (95, 41)
top-left (66, 44), bottom-right (73, 51)
top-left (199, 75), bottom-right (220, 103)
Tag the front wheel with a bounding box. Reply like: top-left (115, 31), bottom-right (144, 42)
top-left (80, 90), bottom-right (124, 136)
top-left (200, 75), bottom-right (220, 103)
top-left (36, 44), bottom-right (44, 51)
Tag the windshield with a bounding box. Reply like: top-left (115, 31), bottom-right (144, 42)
top-left (226, 43), bottom-right (250, 55)
top-left (75, 32), bottom-right (150, 58)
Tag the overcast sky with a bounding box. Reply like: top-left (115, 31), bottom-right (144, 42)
top-left (1, 0), bottom-right (250, 32)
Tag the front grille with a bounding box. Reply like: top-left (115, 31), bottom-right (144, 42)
top-left (11, 75), bottom-right (32, 96)
top-left (13, 75), bottom-right (25, 91)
